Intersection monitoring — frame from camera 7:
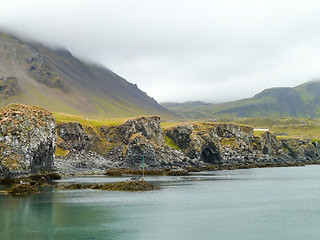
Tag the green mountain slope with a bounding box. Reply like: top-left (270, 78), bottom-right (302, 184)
top-left (161, 80), bottom-right (320, 119)
top-left (0, 32), bottom-right (176, 119)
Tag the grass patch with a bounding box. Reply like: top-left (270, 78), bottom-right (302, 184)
top-left (253, 130), bottom-right (267, 137)
top-left (221, 137), bottom-right (236, 146)
top-left (164, 134), bottom-right (181, 150)
top-left (55, 147), bottom-right (69, 157)
top-left (53, 112), bottom-right (129, 128)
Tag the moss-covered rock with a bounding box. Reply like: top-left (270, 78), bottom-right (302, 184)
top-left (100, 180), bottom-right (154, 191)
top-left (64, 180), bottom-right (154, 191)
top-left (7, 183), bottom-right (39, 196)
top-left (0, 104), bottom-right (57, 177)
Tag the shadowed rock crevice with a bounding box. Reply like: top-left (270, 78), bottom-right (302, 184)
top-left (30, 142), bottom-right (55, 173)
top-left (200, 144), bottom-right (222, 165)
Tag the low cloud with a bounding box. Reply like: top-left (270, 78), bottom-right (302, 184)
top-left (1, 0), bottom-right (320, 103)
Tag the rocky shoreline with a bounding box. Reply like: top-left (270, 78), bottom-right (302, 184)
top-left (54, 116), bottom-right (320, 175)
top-left (1, 104), bottom-right (320, 178)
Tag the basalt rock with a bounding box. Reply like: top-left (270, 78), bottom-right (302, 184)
top-left (56, 115), bottom-right (320, 174)
top-left (57, 122), bottom-right (100, 151)
top-left (25, 54), bottom-right (69, 93)
top-left (116, 116), bottom-right (165, 146)
top-left (0, 104), bottom-right (57, 178)
top-left (165, 122), bottom-right (320, 165)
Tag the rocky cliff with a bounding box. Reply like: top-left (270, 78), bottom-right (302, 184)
top-left (55, 116), bottom-right (320, 174)
top-left (0, 104), bottom-right (56, 177)
top-left (2, 105), bottom-right (318, 177)
top-left (55, 116), bottom-right (193, 174)
top-left (165, 122), bottom-right (320, 165)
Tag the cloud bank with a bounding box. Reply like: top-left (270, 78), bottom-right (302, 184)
top-left (1, 0), bottom-right (320, 102)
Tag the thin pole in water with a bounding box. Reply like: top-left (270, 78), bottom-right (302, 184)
top-left (142, 153), bottom-right (145, 180)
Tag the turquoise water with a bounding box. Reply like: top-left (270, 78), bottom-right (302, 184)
top-left (1, 166), bottom-right (320, 240)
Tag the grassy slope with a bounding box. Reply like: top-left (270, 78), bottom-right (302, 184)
top-left (53, 112), bottom-right (129, 129)
top-left (232, 117), bottom-right (320, 140)
top-left (162, 80), bottom-right (320, 119)
top-left (0, 32), bottom-right (176, 120)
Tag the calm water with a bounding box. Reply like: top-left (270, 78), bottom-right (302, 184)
top-left (1, 166), bottom-right (320, 240)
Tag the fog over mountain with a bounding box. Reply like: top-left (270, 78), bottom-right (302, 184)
top-left (1, 0), bottom-right (320, 103)
top-left (0, 32), bottom-right (175, 118)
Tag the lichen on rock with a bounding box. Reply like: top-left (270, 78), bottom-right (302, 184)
top-left (0, 104), bottom-right (57, 177)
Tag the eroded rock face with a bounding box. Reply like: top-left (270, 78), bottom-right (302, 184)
top-left (55, 115), bottom-right (320, 174)
top-left (0, 104), bottom-right (57, 177)
top-left (25, 54), bottom-right (69, 93)
top-left (117, 116), bottom-right (165, 146)
top-left (57, 122), bottom-right (99, 151)
top-left (103, 116), bottom-right (193, 169)
top-left (165, 122), bottom-right (320, 165)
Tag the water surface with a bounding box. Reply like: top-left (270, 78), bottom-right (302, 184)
top-left (1, 165), bottom-right (320, 240)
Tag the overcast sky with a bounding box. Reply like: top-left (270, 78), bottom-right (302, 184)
top-left (1, 0), bottom-right (320, 103)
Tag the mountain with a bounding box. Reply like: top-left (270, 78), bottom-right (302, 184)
top-left (161, 80), bottom-right (320, 119)
top-left (0, 31), bottom-right (175, 119)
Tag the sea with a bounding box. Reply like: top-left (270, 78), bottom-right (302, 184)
top-left (1, 165), bottom-right (320, 240)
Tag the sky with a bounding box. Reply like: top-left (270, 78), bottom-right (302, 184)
top-left (1, 0), bottom-right (320, 103)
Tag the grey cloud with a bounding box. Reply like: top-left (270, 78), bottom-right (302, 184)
top-left (1, 0), bottom-right (320, 102)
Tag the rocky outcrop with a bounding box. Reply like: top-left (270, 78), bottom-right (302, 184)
top-left (0, 75), bottom-right (19, 100)
top-left (105, 116), bottom-right (165, 146)
top-left (165, 122), bottom-right (320, 165)
top-left (55, 115), bottom-right (320, 174)
top-left (25, 54), bottom-right (69, 93)
top-left (55, 116), bottom-right (198, 174)
top-left (0, 104), bottom-right (57, 177)
top-left (57, 122), bottom-right (99, 151)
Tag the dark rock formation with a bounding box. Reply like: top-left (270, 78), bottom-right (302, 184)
top-left (0, 104), bottom-right (57, 177)
top-left (55, 115), bottom-right (320, 174)
top-left (116, 116), bottom-right (165, 146)
top-left (55, 116), bottom-right (198, 174)
top-left (57, 122), bottom-right (99, 151)
top-left (64, 180), bottom-right (155, 191)
top-left (25, 54), bottom-right (69, 93)
top-left (165, 122), bottom-right (320, 165)
top-left (0, 75), bottom-right (19, 100)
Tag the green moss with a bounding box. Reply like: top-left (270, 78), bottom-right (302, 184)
top-left (164, 134), bottom-right (181, 150)
top-left (55, 147), bottom-right (69, 157)
top-left (253, 130), bottom-right (266, 137)
top-left (221, 137), bottom-right (236, 146)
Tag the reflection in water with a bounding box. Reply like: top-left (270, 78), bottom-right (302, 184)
top-left (1, 166), bottom-right (320, 240)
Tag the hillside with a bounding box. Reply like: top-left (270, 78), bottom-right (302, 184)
top-left (0, 32), bottom-right (175, 119)
top-left (161, 80), bottom-right (320, 119)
